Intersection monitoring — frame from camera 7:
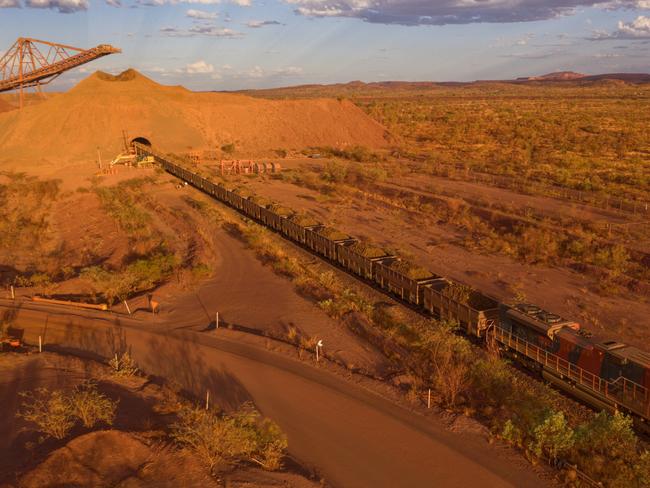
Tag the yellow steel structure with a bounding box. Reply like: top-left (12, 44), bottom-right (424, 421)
top-left (0, 37), bottom-right (121, 108)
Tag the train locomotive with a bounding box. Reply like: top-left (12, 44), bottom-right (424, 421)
top-left (135, 143), bottom-right (650, 427)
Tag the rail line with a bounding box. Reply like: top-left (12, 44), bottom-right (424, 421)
top-left (134, 142), bottom-right (649, 428)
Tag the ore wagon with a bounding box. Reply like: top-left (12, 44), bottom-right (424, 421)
top-left (283, 213), bottom-right (321, 244)
top-left (266, 204), bottom-right (293, 232)
top-left (373, 258), bottom-right (440, 305)
top-left (337, 241), bottom-right (392, 280)
top-left (423, 279), bottom-right (499, 337)
top-left (305, 226), bottom-right (355, 260)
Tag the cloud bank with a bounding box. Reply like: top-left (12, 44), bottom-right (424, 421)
top-left (284, 0), bottom-right (650, 26)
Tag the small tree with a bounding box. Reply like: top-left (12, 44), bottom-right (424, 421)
top-left (221, 143), bottom-right (235, 155)
top-left (417, 322), bottom-right (472, 407)
top-left (172, 403), bottom-right (287, 473)
top-left (572, 411), bottom-right (638, 483)
top-left (69, 381), bottom-right (117, 428)
top-left (17, 389), bottom-right (75, 440)
top-left (529, 411), bottom-right (575, 464)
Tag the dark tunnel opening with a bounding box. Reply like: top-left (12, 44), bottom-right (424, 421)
top-left (130, 136), bottom-right (151, 148)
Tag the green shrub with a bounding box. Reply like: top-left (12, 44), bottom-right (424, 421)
top-left (221, 143), bottom-right (236, 155)
top-left (18, 389), bottom-right (75, 440)
top-left (109, 352), bottom-right (139, 377)
top-left (69, 381), bottom-right (117, 428)
top-left (529, 411), bottom-right (575, 463)
top-left (416, 323), bottom-right (472, 407)
top-left (171, 403), bottom-right (287, 472)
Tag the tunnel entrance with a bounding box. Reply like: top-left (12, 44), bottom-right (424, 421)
top-left (130, 136), bottom-right (151, 148)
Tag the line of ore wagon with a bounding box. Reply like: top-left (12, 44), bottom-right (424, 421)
top-left (136, 143), bottom-right (650, 428)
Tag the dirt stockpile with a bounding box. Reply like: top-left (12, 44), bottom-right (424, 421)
top-left (0, 69), bottom-right (389, 165)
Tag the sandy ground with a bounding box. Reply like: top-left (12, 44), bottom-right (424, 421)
top-left (153, 222), bottom-right (392, 376)
top-left (228, 172), bottom-right (650, 346)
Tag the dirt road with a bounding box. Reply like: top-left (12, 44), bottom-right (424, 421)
top-left (0, 299), bottom-right (550, 488)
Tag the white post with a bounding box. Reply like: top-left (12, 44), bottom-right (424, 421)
top-left (316, 340), bottom-right (323, 362)
top-left (10, 285), bottom-right (14, 299)
top-left (123, 300), bottom-right (131, 315)
top-left (427, 389), bottom-right (431, 409)
top-left (206, 390), bottom-right (210, 410)
top-left (38, 335), bottom-right (42, 353)
top-left (316, 345), bottom-right (319, 362)
top-left (216, 312), bottom-right (219, 329)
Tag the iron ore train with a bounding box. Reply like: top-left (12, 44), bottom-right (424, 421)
top-left (135, 143), bottom-right (650, 427)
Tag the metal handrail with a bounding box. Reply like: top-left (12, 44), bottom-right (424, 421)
top-left (490, 326), bottom-right (649, 416)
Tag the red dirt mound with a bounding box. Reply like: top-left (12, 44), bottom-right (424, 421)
top-left (0, 69), bottom-right (389, 165)
top-left (19, 430), bottom-right (219, 488)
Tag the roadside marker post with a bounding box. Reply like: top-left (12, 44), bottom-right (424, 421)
top-left (427, 389), bottom-right (431, 409)
top-left (10, 285), bottom-right (14, 299)
top-left (206, 390), bottom-right (210, 410)
top-left (38, 335), bottom-right (42, 353)
top-left (124, 300), bottom-right (131, 315)
top-left (216, 312), bottom-right (219, 329)
top-left (316, 339), bottom-right (323, 362)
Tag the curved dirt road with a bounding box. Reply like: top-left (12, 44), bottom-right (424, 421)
top-left (1, 300), bottom-right (549, 488)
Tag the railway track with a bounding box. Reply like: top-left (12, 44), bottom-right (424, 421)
top-left (134, 142), bottom-right (650, 432)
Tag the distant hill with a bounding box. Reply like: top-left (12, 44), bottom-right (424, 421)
top-left (239, 71), bottom-right (650, 100)
top-left (517, 71), bottom-right (586, 81)
top-left (580, 73), bottom-right (650, 83)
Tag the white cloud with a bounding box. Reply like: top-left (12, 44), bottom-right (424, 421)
top-left (0, 0), bottom-right (20, 7)
top-left (105, 0), bottom-right (121, 6)
top-left (184, 60), bottom-right (215, 73)
top-left (140, 0), bottom-right (250, 4)
top-left (25, 0), bottom-right (87, 12)
top-left (597, 0), bottom-right (650, 9)
top-left (617, 15), bottom-right (650, 36)
top-left (284, 0), bottom-right (650, 26)
top-left (234, 65), bottom-right (303, 79)
top-left (160, 25), bottom-right (243, 37)
top-left (186, 7), bottom-right (217, 18)
top-left (591, 15), bottom-right (650, 39)
top-left (491, 33), bottom-right (535, 48)
top-left (246, 19), bottom-right (282, 27)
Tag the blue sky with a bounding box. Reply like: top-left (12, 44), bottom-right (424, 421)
top-left (1, 0), bottom-right (649, 90)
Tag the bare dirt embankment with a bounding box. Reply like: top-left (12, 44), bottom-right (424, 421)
top-left (0, 351), bottom-right (322, 488)
top-left (0, 69), bottom-right (389, 167)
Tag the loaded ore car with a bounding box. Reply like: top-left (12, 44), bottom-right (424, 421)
top-left (373, 258), bottom-right (440, 305)
top-left (283, 213), bottom-right (321, 244)
top-left (423, 279), bottom-right (499, 337)
top-left (245, 195), bottom-right (271, 221)
top-left (214, 182), bottom-right (227, 202)
top-left (229, 188), bottom-right (252, 212)
top-left (336, 241), bottom-right (392, 280)
top-left (306, 226), bottom-right (356, 260)
top-left (266, 203), bottom-right (293, 232)
top-left (241, 193), bottom-right (262, 219)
